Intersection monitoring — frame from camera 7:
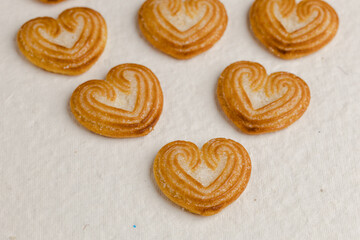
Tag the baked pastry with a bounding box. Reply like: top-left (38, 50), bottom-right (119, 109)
top-left (70, 64), bottom-right (163, 138)
top-left (250, 0), bottom-right (339, 59)
top-left (138, 0), bottom-right (228, 59)
top-left (39, 0), bottom-right (65, 3)
top-left (217, 61), bottom-right (310, 134)
top-left (17, 7), bottom-right (107, 75)
top-left (153, 138), bottom-right (251, 216)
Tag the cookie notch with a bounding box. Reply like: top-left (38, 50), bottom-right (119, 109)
top-left (17, 7), bottom-right (107, 75)
top-left (154, 138), bottom-right (251, 216)
top-left (70, 64), bottom-right (164, 138)
top-left (250, 0), bottom-right (339, 59)
top-left (217, 61), bottom-right (311, 134)
top-left (138, 0), bottom-right (228, 59)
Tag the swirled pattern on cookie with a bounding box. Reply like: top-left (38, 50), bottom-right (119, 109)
top-left (154, 138), bottom-right (251, 216)
top-left (70, 64), bottom-right (163, 138)
top-left (39, 0), bottom-right (65, 3)
top-left (138, 0), bottom-right (228, 59)
top-left (250, 0), bottom-right (339, 59)
top-left (17, 8), bottom-right (107, 75)
top-left (217, 61), bottom-right (310, 134)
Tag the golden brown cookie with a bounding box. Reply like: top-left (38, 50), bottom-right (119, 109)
top-left (70, 64), bottom-right (163, 138)
top-left (154, 138), bottom-right (251, 216)
top-left (138, 0), bottom-right (228, 59)
top-left (250, 0), bottom-right (339, 59)
top-left (217, 61), bottom-right (311, 134)
top-left (17, 7), bottom-right (107, 75)
top-left (39, 0), bottom-right (65, 3)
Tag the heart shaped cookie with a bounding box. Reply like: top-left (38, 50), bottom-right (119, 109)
top-left (70, 64), bottom-right (163, 138)
top-left (217, 61), bottom-right (310, 134)
top-left (250, 0), bottom-right (339, 59)
top-left (138, 0), bottom-right (228, 59)
top-left (39, 0), bottom-right (65, 3)
top-left (154, 138), bottom-right (251, 216)
top-left (17, 7), bottom-right (107, 75)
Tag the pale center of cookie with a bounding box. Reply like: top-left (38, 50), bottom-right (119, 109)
top-left (95, 71), bottom-right (138, 112)
top-left (39, 17), bottom-right (85, 48)
top-left (274, 4), bottom-right (317, 33)
top-left (178, 154), bottom-right (227, 187)
top-left (241, 74), bottom-right (287, 110)
top-left (160, 2), bottom-right (206, 32)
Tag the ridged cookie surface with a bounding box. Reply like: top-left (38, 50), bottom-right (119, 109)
top-left (154, 138), bottom-right (251, 216)
top-left (217, 61), bottom-right (310, 134)
top-left (138, 0), bottom-right (228, 59)
top-left (250, 0), bottom-right (339, 59)
top-left (70, 64), bottom-right (163, 138)
top-left (17, 7), bottom-right (107, 75)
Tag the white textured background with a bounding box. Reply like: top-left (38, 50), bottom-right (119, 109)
top-left (0, 0), bottom-right (359, 239)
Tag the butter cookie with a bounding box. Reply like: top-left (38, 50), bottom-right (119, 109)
top-left (217, 61), bottom-right (310, 134)
top-left (17, 7), bottom-right (107, 75)
top-left (250, 0), bottom-right (339, 59)
top-left (70, 64), bottom-right (163, 138)
top-left (138, 0), bottom-right (228, 59)
top-left (154, 138), bottom-right (251, 216)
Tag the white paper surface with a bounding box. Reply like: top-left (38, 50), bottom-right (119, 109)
top-left (0, 0), bottom-right (359, 239)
